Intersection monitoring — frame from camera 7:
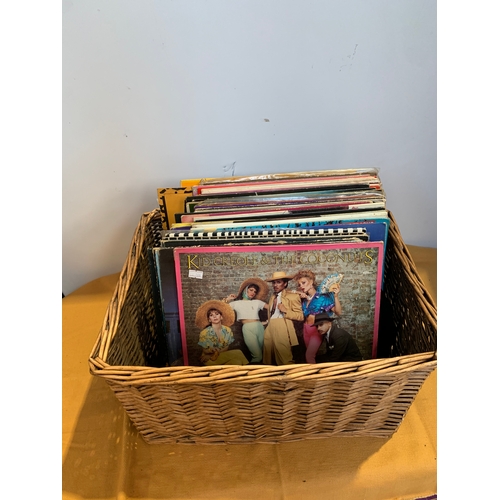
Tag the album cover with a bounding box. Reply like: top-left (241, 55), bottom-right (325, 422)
top-left (189, 188), bottom-right (385, 212)
top-left (191, 168), bottom-right (382, 195)
top-left (173, 242), bottom-right (384, 366)
top-left (193, 167), bottom-right (380, 186)
top-left (160, 226), bottom-right (369, 247)
top-left (150, 247), bottom-right (184, 366)
top-left (177, 198), bottom-right (386, 223)
top-left (157, 187), bottom-right (193, 230)
top-left (170, 209), bottom-right (389, 231)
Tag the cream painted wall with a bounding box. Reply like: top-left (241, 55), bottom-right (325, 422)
top-left (62, 0), bottom-right (436, 295)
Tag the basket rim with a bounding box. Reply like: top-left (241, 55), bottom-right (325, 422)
top-left (89, 350), bottom-right (437, 385)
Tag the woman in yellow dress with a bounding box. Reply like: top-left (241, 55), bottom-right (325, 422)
top-left (195, 300), bottom-right (249, 366)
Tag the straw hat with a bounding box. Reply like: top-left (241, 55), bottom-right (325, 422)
top-left (195, 300), bottom-right (235, 329)
top-left (265, 271), bottom-right (296, 282)
top-left (237, 277), bottom-right (269, 301)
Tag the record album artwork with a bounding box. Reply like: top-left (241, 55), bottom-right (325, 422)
top-left (173, 242), bottom-right (384, 366)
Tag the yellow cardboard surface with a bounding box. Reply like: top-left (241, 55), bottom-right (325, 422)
top-left (63, 246), bottom-right (436, 500)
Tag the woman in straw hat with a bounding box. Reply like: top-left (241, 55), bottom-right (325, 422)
top-left (195, 300), bottom-right (249, 366)
top-left (223, 277), bottom-right (270, 364)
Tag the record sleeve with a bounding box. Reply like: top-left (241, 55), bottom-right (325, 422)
top-left (173, 242), bottom-right (384, 366)
top-left (192, 175), bottom-right (382, 196)
top-left (194, 167), bottom-right (380, 186)
top-left (150, 247), bottom-right (184, 365)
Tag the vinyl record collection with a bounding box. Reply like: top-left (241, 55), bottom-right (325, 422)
top-left (151, 168), bottom-right (389, 367)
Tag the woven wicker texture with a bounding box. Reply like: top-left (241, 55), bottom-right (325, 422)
top-left (89, 209), bottom-right (437, 444)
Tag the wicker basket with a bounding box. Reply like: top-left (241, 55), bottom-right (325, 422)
top-left (89, 209), bottom-right (437, 445)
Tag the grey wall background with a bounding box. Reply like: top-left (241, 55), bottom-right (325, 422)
top-left (62, 0), bottom-right (436, 295)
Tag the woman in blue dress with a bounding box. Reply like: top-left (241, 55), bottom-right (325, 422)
top-left (293, 270), bottom-right (342, 364)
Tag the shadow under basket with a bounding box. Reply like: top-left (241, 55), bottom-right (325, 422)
top-left (89, 209), bottom-right (437, 445)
